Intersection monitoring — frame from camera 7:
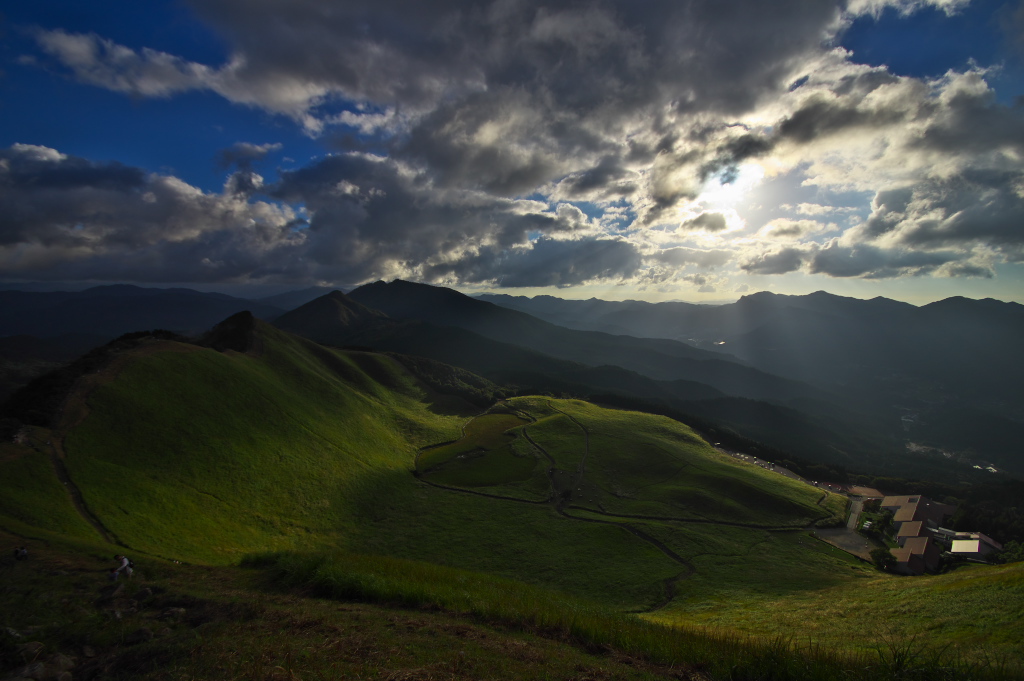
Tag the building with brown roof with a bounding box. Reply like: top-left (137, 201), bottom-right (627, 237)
top-left (895, 521), bottom-right (923, 544)
top-left (881, 495), bottom-right (956, 533)
top-left (890, 547), bottom-right (926, 576)
top-left (902, 536), bottom-right (942, 572)
top-left (879, 495), bottom-right (956, 575)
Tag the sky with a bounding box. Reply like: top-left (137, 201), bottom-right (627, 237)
top-left (2, 0), bottom-right (1024, 304)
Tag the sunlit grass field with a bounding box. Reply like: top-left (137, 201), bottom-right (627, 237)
top-left (9, 528), bottom-right (1018, 681)
top-left (648, 558), bottom-right (1024, 663)
top-left (1, 322), bottom-right (1021, 676)
top-left (449, 396), bottom-right (840, 527)
top-left (60, 328), bottom-right (465, 563)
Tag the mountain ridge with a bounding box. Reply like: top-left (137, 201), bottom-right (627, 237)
top-left (0, 312), bottom-right (1021, 679)
top-left (477, 287), bottom-right (1024, 476)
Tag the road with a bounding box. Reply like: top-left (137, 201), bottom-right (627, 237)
top-left (716, 446), bottom-right (885, 562)
top-left (813, 527), bottom-right (878, 561)
top-left (846, 497), bottom-right (865, 530)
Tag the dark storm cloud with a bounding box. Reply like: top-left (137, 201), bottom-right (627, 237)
top-left (422, 236), bottom-right (644, 288)
top-left (721, 134), bottom-right (775, 162)
top-left (829, 69), bottom-right (901, 97)
top-left (37, 0), bottom-right (847, 206)
top-left (739, 238), bottom-right (977, 279)
top-left (775, 68), bottom-right (909, 146)
top-left (680, 212), bottom-right (729, 233)
top-left (216, 142), bottom-right (283, 169)
top-left (268, 151), bottom-right (595, 283)
top-left (552, 156), bottom-right (637, 201)
top-left (0, 148), bottom-right (146, 194)
top-left (26, 224), bottom-right (305, 284)
top-left (777, 94), bottom-right (910, 144)
top-left (773, 68), bottom-right (1024, 157)
top-left (940, 262), bottom-right (995, 278)
top-left (693, 131), bottom-right (778, 187)
top-left (223, 170), bottom-right (264, 196)
top-left (350, 0), bottom-right (844, 203)
top-left (739, 247), bottom-right (808, 275)
top-left (0, 144), bottom-right (301, 281)
top-left (860, 186), bottom-right (915, 239)
top-left (911, 86), bottom-right (1024, 156)
top-left (184, 0), bottom-right (843, 115)
top-left (399, 88), bottom-right (576, 195)
top-left (0, 145), bottom-right (173, 248)
top-left (29, 0), bottom-right (1022, 287)
top-left (755, 68), bottom-right (1024, 278)
top-left (808, 240), bottom-right (959, 278)
top-left (650, 247), bottom-right (731, 268)
top-left (861, 169), bottom-right (1024, 252)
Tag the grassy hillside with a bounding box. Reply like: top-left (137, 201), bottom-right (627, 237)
top-left (1, 320), bottom-right (1021, 677)
top-left (58, 327), bottom-right (465, 563)
top-left (41, 326), bottom-right (850, 607)
top-left (0, 430), bottom-right (101, 542)
top-left (650, 559), bottom-right (1024, 662)
top-left (0, 530), bottom-right (690, 681)
top-left (10, 529), bottom-right (1019, 681)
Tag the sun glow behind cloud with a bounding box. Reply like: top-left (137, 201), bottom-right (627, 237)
top-left (697, 163), bottom-right (766, 213)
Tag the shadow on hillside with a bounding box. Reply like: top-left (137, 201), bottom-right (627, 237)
top-left (420, 392), bottom-right (483, 417)
top-left (333, 464), bottom-right (674, 611)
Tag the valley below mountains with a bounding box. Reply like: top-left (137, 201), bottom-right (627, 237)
top-left (1, 282), bottom-right (1023, 680)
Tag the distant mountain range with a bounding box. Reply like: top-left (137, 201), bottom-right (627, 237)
top-left (348, 280), bottom-right (820, 402)
top-left (0, 285), bottom-right (287, 401)
top-left (478, 291), bottom-right (1024, 397)
top-left (269, 283), bottom-right (947, 479)
top-left (2, 280), bottom-right (1022, 481)
top-left (0, 285), bottom-right (285, 339)
top-left (479, 290), bottom-right (1024, 476)
top-left (255, 286), bottom-right (339, 310)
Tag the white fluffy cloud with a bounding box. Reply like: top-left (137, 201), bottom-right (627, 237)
top-left (756, 218), bottom-right (831, 241)
top-left (0, 144), bottom-right (302, 281)
top-left (13, 0), bottom-right (1023, 290)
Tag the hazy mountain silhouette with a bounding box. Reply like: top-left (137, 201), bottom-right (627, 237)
top-left (478, 290), bottom-right (1024, 395)
top-left (270, 292), bottom-right (727, 404)
top-left (347, 280), bottom-right (822, 404)
top-left (0, 285), bottom-right (285, 339)
top-left (480, 289), bottom-right (1024, 476)
top-left (256, 286), bottom-right (339, 311)
top-left (0, 286), bottom-right (285, 403)
top-left (273, 290), bottom-right (389, 340)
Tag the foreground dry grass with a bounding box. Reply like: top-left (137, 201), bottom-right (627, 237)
top-left (0, 531), bottom-right (696, 681)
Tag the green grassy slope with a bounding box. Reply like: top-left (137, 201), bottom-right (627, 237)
top-left (12, 529), bottom-right (1019, 681)
top-left (60, 327), bottom-right (465, 563)
top-left (650, 559), bottom-right (1024, 662)
top-left (425, 396), bottom-right (837, 527)
top-left (10, 325), bottom-right (846, 606)
top-left (0, 530), bottom-right (686, 681)
top-left (0, 432), bottom-right (101, 542)
top-left (1, 321), bottom-right (1021, 673)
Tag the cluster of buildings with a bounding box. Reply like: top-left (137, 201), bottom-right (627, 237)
top-left (879, 495), bottom-right (1003, 575)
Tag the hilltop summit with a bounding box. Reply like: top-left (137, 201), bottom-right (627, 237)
top-left (272, 290), bottom-right (389, 345)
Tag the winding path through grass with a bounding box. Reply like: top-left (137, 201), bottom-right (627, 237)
top-left (45, 435), bottom-right (120, 545)
top-left (419, 402), bottom-right (703, 612)
top-left (417, 401), bottom-right (847, 614)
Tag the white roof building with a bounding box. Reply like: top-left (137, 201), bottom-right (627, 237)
top-left (950, 534), bottom-right (1003, 558)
